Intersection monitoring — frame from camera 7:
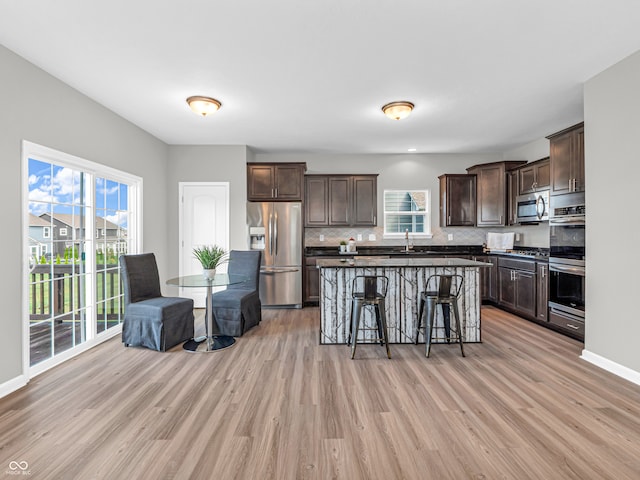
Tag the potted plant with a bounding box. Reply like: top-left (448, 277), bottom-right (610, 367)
top-left (193, 245), bottom-right (228, 279)
top-left (339, 240), bottom-right (347, 253)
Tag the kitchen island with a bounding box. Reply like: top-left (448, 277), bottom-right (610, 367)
top-left (317, 257), bottom-right (489, 345)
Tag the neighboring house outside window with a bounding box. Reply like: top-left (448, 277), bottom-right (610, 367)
top-left (383, 190), bottom-right (432, 237)
top-left (59, 227), bottom-right (67, 236)
top-left (43, 226), bottom-right (50, 238)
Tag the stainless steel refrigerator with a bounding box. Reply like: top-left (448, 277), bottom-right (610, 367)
top-left (247, 202), bottom-right (302, 308)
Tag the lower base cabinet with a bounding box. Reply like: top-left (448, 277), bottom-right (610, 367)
top-left (474, 255), bottom-right (497, 302)
top-left (536, 262), bottom-right (548, 322)
top-left (304, 257), bottom-right (320, 304)
top-left (497, 258), bottom-right (536, 319)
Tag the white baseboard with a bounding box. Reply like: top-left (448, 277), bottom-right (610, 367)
top-left (0, 374), bottom-right (28, 399)
top-left (581, 349), bottom-right (640, 386)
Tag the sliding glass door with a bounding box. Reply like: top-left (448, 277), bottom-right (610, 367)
top-left (24, 142), bottom-right (140, 371)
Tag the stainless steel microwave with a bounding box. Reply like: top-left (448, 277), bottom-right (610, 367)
top-left (516, 190), bottom-right (549, 223)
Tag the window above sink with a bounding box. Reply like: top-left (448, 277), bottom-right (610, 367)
top-left (383, 189), bottom-right (433, 239)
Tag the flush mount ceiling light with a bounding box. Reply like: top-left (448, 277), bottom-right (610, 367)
top-left (186, 96), bottom-right (221, 117)
top-left (382, 101), bottom-right (414, 120)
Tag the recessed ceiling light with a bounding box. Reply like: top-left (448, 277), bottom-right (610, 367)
top-left (408, 148), bottom-right (417, 152)
top-left (186, 96), bottom-right (221, 116)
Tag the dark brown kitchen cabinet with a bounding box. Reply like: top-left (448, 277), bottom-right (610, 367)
top-left (304, 257), bottom-right (320, 305)
top-left (466, 161), bottom-right (526, 227)
top-left (247, 162), bottom-right (306, 201)
top-left (304, 174), bottom-right (377, 227)
top-left (506, 170), bottom-right (518, 226)
top-left (498, 257), bottom-right (536, 319)
top-left (518, 157), bottom-right (550, 195)
top-left (304, 176), bottom-right (329, 226)
top-left (328, 176), bottom-right (350, 225)
top-left (536, 262), bottom-right (549, 322)
top-left (548, 123), bottom-right (584, 196)
top-left (352, 176), bottom-right (377, 226)
top-left (439, 174), bottom-right (476, 226)
top-left (474, 255), bottom-right (497, 302)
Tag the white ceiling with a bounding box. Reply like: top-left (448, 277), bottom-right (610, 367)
top-left (2, 1), bottom-right (640, 154)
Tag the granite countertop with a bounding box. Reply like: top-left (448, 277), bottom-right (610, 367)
top-left (316, 257), bottom-right (491, 268)
top-left (305, 245), bottom-right (484, 257)
top-left (306, 245), bottom-right (549, 261)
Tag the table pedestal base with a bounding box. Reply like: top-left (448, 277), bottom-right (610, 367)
top-left (183, 335), bottom-right (235, 352)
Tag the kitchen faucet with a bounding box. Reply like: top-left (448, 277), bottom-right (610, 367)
top-left (404, 229), bottom-right (412, 252)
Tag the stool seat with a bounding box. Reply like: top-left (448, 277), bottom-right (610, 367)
top-left (349, 275), bottom-right (391, 359)
top-left (415, 274), bottom-right (465, 357)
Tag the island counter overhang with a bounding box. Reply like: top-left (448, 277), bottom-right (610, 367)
top-left (317, 257), bottom-right (490, 345)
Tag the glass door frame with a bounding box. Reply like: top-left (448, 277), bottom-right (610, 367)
top-left (22, 141), bottom-right (142, 379)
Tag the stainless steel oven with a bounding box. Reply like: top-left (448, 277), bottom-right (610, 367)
top-left (548, 262), bottom-right (585, 337)
top-left (549, 192), bottom-right (585, 267)
top-left (549, 262), bottom-right (585, 317)
top-left (548, 192), bottom-right (585, 338)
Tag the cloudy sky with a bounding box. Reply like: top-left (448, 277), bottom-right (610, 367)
top-left (28, 158), bottom-right (128, 227)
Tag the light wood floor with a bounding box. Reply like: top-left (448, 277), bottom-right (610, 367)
top-left (1, 307), bottom-right (639, 480)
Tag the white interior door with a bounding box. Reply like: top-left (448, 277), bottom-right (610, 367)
top-left (179, 182), bottom-right (229, 307)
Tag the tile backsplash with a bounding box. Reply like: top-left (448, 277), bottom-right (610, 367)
top-left (305, 223), bottom-right (549, 249)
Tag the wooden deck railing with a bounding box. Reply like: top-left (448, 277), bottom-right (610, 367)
top-left (29, 264), bottom-right (123, 321)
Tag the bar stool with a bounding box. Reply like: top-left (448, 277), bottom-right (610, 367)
top-left (414, 274), bottom-right (465, 357)
top-left (348, 275), bottom-right (391, 359)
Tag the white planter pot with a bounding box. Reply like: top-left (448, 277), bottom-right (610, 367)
top-left (203, 268), bottom-right (216, 280)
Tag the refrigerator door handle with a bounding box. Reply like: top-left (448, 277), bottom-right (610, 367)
top-left (274, 210), bottom-right (278, 256)
top-left (268, 212), bottom-right (274, 256)
top-left (261, 267), bottom-right (300, 274)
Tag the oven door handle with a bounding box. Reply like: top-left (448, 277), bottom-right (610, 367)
top-left (549, 263), bottom-right (585, 277)
top-left (549, 216), bottom-right (585, 225)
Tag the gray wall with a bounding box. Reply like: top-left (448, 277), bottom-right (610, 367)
top-left (0, 45), bottom-right (169, 386)
top-left (584, 50), bottom-right (640, 373)
top-left (503, 138), bottom-right (550, 163)
top-left (166, 145), bottom-right (249, 277)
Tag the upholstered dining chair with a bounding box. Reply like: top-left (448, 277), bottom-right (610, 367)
top-left (120, 253), bottom-right (194, 351)
top-left (210, 250), bottom-right (262, 337)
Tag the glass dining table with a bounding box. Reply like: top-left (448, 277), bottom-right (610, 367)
top-left (166, 273), bottom-right (248, 352)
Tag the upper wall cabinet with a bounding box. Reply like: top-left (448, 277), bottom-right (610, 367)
top-left (247, 162), bottom-right (306, 201)
top-left (466, 161), bottom-right (526, 227)
top-left (548, 123), bottom-right (584, 196)
top-left (506, 169), bottom-right (519, 226)
top-left (304, 174), bottom-right (378, 227)
top-left (438, 174), bottom-right (476, 227)
top-left (518, 157), bottom-right (550, 195)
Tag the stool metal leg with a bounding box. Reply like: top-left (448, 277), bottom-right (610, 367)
top-left (374, 304), bottom-right (384, 346)
top-left (451, 299), bottom-right (465, 357)
top-left (415, 296), bottom-right (424, 344)
top-left (350, 299), bottom-right (363, 359)
top-left (441, 304), bottom-right (451, 342)
top-left (348, 301), bottom-right (355, 345)
top-left (425, 297), bottom-right (436, 358)
top-left (377, 298), bottom-right (391, 359)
